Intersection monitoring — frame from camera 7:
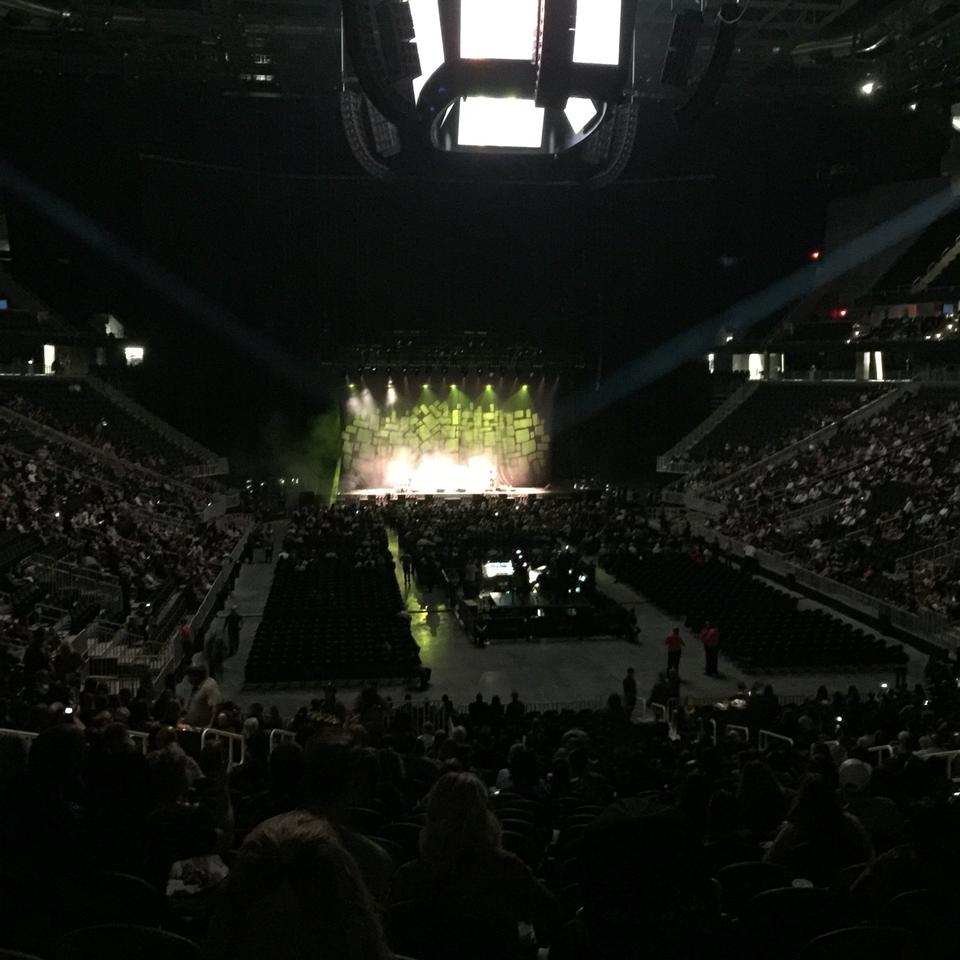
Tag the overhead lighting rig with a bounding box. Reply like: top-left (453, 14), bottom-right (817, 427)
top-left (340, 0), bottom-right (742, 185)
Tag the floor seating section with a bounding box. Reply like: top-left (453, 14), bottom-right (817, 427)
top-left (609, 550), bottom-right (907, 671)
top-left (246, 557), bottom-right (422, 683)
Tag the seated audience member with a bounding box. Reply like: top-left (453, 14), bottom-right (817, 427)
top-left (205, 813), bottom-right (392, 960)
top-left (838, 757), bottom-right (904, 853)
top-left (559, 800), bottom-right (724, 960)
top-left (765, 773), bottom-right (873, 884)
top-left (247, 729), bottom-right (394, 905)
top-left (390, 772), bottom-right (557, 960)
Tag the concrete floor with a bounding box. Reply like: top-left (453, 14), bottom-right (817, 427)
top-left (199, 527), bottom-right (925, 719)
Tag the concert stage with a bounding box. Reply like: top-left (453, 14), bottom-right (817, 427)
top-left (340, 486), bottom-right (553, 501)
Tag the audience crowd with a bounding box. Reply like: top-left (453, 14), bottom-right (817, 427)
top-left (2, 655), bottom-right (960, 959)
top-left (683, 388), bottom-right (960, 619)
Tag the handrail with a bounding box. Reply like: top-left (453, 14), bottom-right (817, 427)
top-left (705, 718), bottom-right (717, 744)
top-left (916, 748), bottom-right (960, 781)
top-left (726, 723), bottom-right (750, 742)
top-left (758, 729), bottom-right (795, 750)
top-left (269, 728), bottom-right (298, 753)
top-left (199, 727), bottom-right (246, 768)
top-left (85, 374), bottom-right (225, 469)
top-left (0, 727), bottom-right (38, 743)
top-left (867, 744), bottom-right (893, 766)
top-left (895, 534), bottom-right (960, 573)
top-left (657, 381), bottom-right (759, 471)
top-left (0, 399), bottom-right (207, 496)
top-left (707, 383), bottom-right (912, 499)
top-left (648, 702), bottom-right (668, 724)
top-left (688, 516), bottom-right (959, 648)
top-left (129, 730), bottom-right (150, 755)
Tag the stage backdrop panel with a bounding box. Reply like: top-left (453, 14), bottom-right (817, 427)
top-left (341, 382), bottom-right (551, 491)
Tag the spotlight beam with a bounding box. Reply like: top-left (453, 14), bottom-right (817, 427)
top-left (554, 184), bottom-right (960, 434)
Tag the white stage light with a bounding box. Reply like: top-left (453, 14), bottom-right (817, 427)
top-left (573, 0), bottom-right (622, 65)
top-left (952, 104), bottom-right (960, 132)
top-left (384, 452), bottom-right (497, 492)
top-left (408, 0), bottom-right (446, 102)
top-left (460, 0), bottom-right (539, 61)
top-left (564, 97), bottom-right (597, 133)
top-left (458, 97), bottom-right (545, 148)
top-left (859, 79), bottom-right (878, 96)
top-left (386, 381), bottom-right (397, 406)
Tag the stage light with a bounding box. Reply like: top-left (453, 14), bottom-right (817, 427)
top-left (406, 0), bottom-right (445, 102)
top-left (859, 79), bottom-right (878, 96)
top-left (460, 0), bottom-right (539, 61)
top-left (952, 104), bottom-right (960, 132)
top-left (422, 383), bottom-right (429, 388)
top-left (457, 97), bottom-right (545, 149)
top-left (809, 250), bottom-right (821, 261)
top-left (521, 383), bottom-right (528, 390)
top-left (565, 97), bottom-right (598, 134)
top-left (573, 0), bottom-right (622, 65)
top-left (907, 101), bottom-right (918, 113)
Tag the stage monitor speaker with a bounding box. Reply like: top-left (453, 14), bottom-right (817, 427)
top-left (367, 495), bottom-right (378, 503)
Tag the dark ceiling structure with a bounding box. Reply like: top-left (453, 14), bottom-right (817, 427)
top-left (1, 0), bottom-right (955, 100)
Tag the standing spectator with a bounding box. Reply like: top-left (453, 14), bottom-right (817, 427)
top-left (225, 605), bottom-right (244, 657)
top-left (177, 618), bottom-right (194, 665)
top-left (700, 621), bottom-right (720, 677)
top-left (665, 628), bottom-right (685, 675)
top-left (622, 667), bottom-right (638, 711)
top-left (505, 691), bottom-right (525, 721)
top-left (185, 665), bottom-right (223, 728)
top-left (206, 629), bottom-right (227, 682)
top-left (401, 551), bottom-right (413, 589)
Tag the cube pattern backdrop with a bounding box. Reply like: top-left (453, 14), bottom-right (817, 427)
top-left (341, 387), bottom-right (551, 490)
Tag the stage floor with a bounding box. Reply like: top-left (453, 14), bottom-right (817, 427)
top-left (340, 486), bottom-right (553, 501)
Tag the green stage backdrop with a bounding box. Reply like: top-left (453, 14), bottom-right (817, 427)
top-left (341, 383), bottom-right (550, 491)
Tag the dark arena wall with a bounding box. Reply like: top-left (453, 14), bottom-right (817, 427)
top-left (340, 376), bottom-right (554, 492)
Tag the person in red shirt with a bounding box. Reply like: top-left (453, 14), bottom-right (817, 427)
top-left (700, 620), bottom-right (720, 677)
top-left (665, 628), bottom-right (684, 674)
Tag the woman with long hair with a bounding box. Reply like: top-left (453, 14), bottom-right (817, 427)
top-left (764, 773), bottom-right (873, 884)
top-left (206, 813), bottom-right (391, 960)
top-left (390, 772), bottom-right (556, 959)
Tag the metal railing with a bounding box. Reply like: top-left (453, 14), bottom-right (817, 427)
top-left (85, 374), bottom-right (225, 470)
top-left (269, 728), bottom-right (298, 753)
top-left (702, 383), bottom-right (909, 498)
top-left (916, 749), bottom-right (960, 781)
top-left (758, 729), bottom-right (795, 750)
top-left (895, 535), bottom-right (960, 573)
top-left (687, 516), bottom-right (960, 649)
top-left (726, 724), bottom-right (750, 742)
top-left (31, 558), bottom-right (123, 610)
top-left (199, 727), bottom-right (246, 768)
top-left (656, 381), bottom-right (759, 472)
top-left (868, 744), bottom-right (894, 766)
top-left (648, 702), bottom-right (668, 724)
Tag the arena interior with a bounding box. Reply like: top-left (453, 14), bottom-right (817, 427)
top-left (4, 1), bottom-right (960, 958)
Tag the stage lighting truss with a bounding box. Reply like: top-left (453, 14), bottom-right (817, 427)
top-left (340, 0), bottom-right (738, 185)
